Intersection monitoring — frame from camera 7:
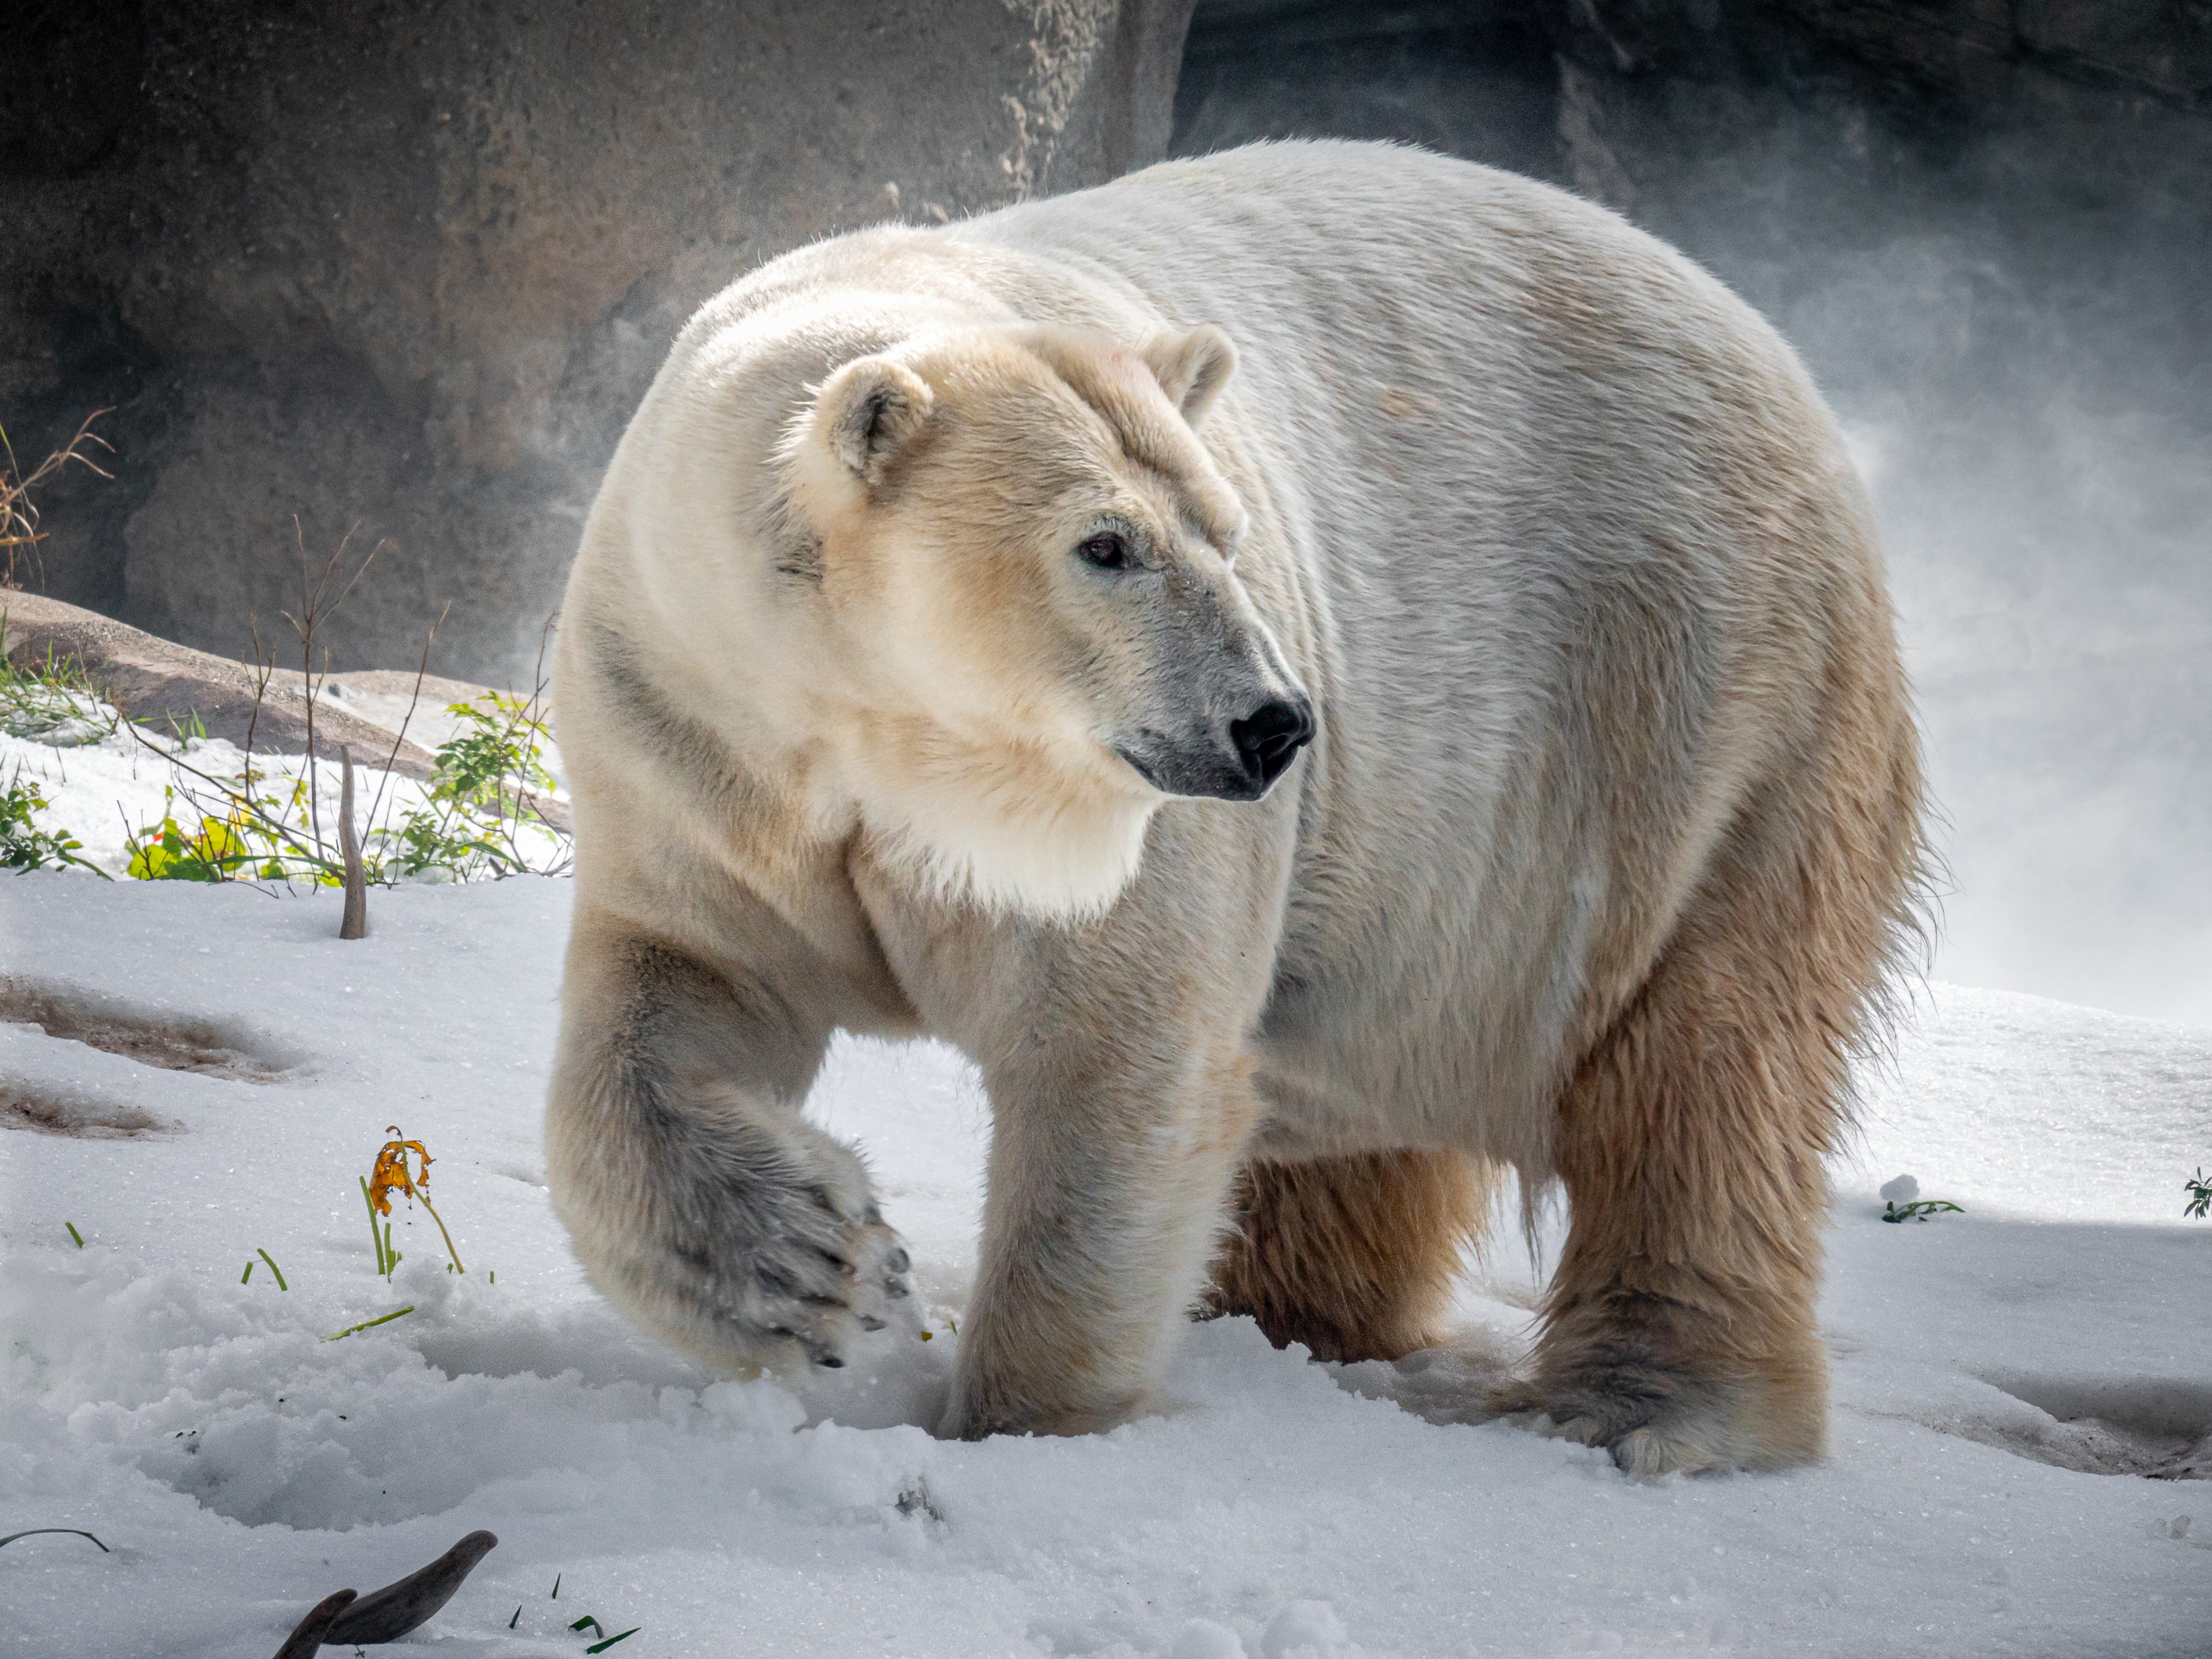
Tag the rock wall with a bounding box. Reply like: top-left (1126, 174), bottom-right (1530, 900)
top-left (4, 0), bottom-right (1194, 682)
top-left (1176, 0), bottom-right (2209, 201)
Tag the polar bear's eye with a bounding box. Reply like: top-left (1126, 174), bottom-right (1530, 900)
top-left (1075, 531), bottom-right (1135, 572)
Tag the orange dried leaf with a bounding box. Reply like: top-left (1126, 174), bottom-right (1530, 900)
top-left (368, 1127), bottom-right (433, 1216)
top-left (364, 1126), bottom-right (465, 1275)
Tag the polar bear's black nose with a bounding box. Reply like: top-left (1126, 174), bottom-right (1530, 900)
top-left (1230, 695), bottom-right (1316, 791)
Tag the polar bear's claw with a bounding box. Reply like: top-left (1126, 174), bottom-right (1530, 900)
top-left (709, 1178), bottom-right (914, 1371)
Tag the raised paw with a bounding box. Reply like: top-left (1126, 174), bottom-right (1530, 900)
top-left (558, 1105), bottom-right (920, 1376)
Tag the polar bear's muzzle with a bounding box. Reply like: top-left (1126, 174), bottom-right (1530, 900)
top-left (1115, 690), bottom-right (1314, 803)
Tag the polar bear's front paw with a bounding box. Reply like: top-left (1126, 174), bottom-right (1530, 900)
top-left (600, 1123), bottom-right (919, 1374)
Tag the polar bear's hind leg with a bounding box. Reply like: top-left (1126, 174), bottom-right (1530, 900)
top-left (1522, 616), bottom-right (1926, 1474)
top-left (1205, 1150), bottom-right (1497, 1363)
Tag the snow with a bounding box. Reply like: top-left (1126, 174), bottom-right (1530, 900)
top-left (1, 871), bottom-right (2207, 1658)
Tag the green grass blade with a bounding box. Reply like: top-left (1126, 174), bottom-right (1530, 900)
top-left (65, 1221), bottom-right (84, 1248)
top-left (257, 1248), bottom-right (288, 1291)
top-left (361, 1176), bottom-right (384, 1273)
top-left (241, 1261), bottom-right (253, 1284)
top-left (586, 1628), bottom-right (641, 1652)
top-left (324, 1305), bottom-right (415, 1342)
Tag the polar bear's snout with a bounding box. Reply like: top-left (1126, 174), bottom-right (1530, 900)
top-left (1110, 573), bottom-right (1313, 803)
top-left (1114, 686), bottom-right (1313, 803)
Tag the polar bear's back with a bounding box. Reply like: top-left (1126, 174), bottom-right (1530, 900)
top-left (959, 142), bottom-right (1866, 767)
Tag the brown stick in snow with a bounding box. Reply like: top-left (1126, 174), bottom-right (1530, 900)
top-left (322, 1530), bottom-right (498, 1646)
top-left (339, 744), bottom-right (367, 939)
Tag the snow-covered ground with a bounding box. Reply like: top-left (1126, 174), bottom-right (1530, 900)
top-left (1, 871), bottom-right (2206, 1658)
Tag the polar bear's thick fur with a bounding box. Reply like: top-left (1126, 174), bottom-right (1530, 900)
top-left (546, 141), bottom-right (1924, 1474)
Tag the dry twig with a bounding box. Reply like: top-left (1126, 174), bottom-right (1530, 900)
top-left (0, 411), bottom-right (113, 590)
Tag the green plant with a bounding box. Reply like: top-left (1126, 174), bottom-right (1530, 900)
top-left (124, 652), bottom-right (571, 892)
top-left (5, 474), bottom-right (564, 895)
top-left (373, 690), bottom-right (566, 882)
top-left (124, 794), bottom-right (252, 882)
top-left (2185, 1168), bottom-right (2210, 1220)
top-left (1, 769), bottom-right (105, 874)
top-left (571, 1616), bottom-right (641, 1652)
top-left (438, 691), bottom-right (556, 806)
top-left (367, 1127), bottom-right (465, 1273)
top-left (0, 622), bottom-right (119, 748)
top-left (13, 524), bottom-right (569, 892)
top-left (123, 770), bottom-right (350, 885)
top-left (1883, 1198), bottom-right (1965, 1223)
top-left (361, 1176), bottom-right (403, 1279)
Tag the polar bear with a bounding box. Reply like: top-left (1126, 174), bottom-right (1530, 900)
top-left (546, 140), bottom-right (1924, 1474)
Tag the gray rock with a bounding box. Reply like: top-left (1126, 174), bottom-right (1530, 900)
top-left (1, 590), bottom-right (441, 778)
top-left (1, 590), bottom-right (573, 831)
top-left (3, 1), bottom-right (1194, 685)
top-left (1177, 2), bottom-right (2211, 189)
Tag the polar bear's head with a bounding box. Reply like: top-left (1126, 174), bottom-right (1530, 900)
top-left (775, 322), bottom-right (1312, 919)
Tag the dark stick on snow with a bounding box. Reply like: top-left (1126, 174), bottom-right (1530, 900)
top-left (322, 1529), bottom-right (498, 1646)
top-left (271, 1588), bottom-right (356, 1659)
top-left (339, 743), bottom-right (367, 939)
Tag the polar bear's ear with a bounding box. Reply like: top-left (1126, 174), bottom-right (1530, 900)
top-left (813, 357), bottom-right (936, 485)
top-left (1141, 325), bottom-right (1237, 429)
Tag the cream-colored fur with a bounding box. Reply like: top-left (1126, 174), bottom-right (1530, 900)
top-left (547, 141), bottom-right (1925, 1470)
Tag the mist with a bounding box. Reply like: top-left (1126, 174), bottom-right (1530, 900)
top-left (1629, 105), bottom-right (2212, 1025)
top-left (1799, 155), bottom-right (2211, 1026)
top-left (1174, 6), bottom-right (2212, 1024)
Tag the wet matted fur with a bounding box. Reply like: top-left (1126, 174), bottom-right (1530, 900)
top-left (546, 140), bottom-right (1927, 1471)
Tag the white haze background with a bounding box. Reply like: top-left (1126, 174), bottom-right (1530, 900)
top-left (1694, 117), bottom-right (2212, 1026)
